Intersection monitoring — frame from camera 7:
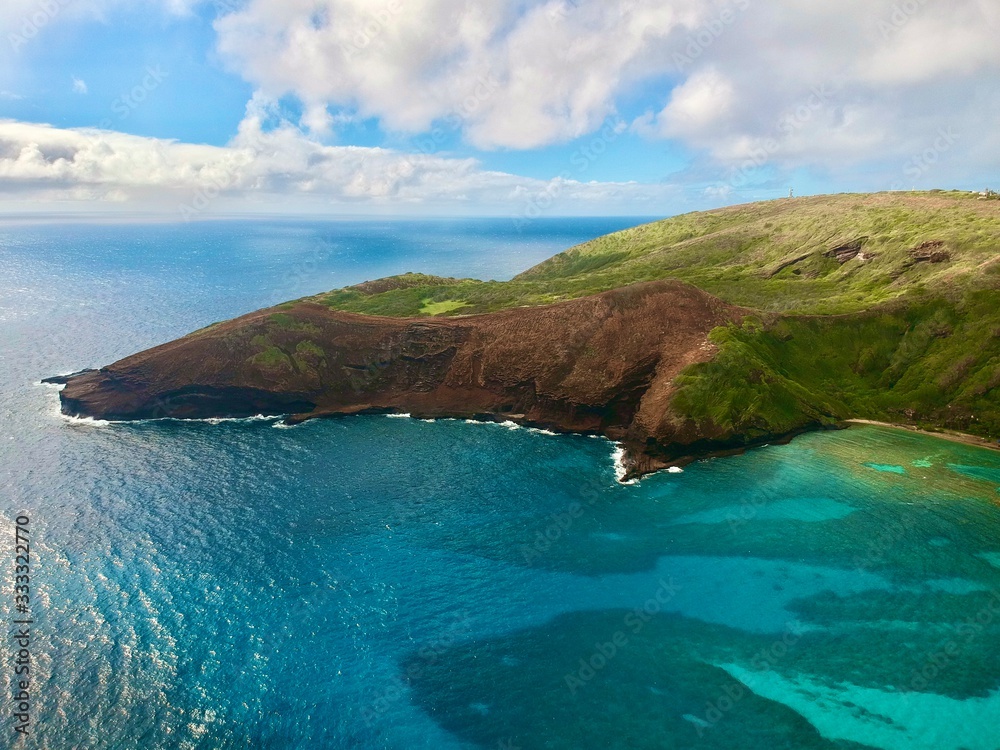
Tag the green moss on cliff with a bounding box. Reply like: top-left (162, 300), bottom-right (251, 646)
top-left (267, 313), bottom-right (321, 335)
top-left (295, 340), bottom-right (325, 358)
top-left (250, 346), bottom-right (294, 372)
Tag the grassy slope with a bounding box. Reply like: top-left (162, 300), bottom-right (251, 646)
top-left (673, 292), bottom-right (1000, 440)
top-left (302, 191), bottom-right (1000, 442)
top-left (313, 191), bottom-right (1000, 317)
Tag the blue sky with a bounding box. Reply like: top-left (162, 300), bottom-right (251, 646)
top-left (0, 0), bottom-right (997, 217)
top-left (3, 5), bottom-right (251, 143)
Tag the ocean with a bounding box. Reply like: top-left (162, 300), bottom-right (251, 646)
top-left (1, 219), bottom-right (1000, 750)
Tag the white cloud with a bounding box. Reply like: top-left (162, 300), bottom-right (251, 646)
top-left (0, 118), bottom-right (681, 216)
top-left (71, 76), bottom-right (88, 94)
top-left (622, 0), bottom-right (1000, 185)
top-left (655, 68), bottom-right (735, 137)
top-left (864, 9), bottom-right (1000, 85)
top-left (210, 0), bottom-right (1000, 181)
top-left (4, 0), bottom-right (999, 210)
top-left (214, 0), bottom-right (708, 147)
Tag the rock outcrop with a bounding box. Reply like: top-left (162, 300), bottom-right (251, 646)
top-left (909, 240), bottom-right (951, 263)
top-left (51, 280), bottom-right (784, 480)
top-left (825, 238), bottom-right (868, 264)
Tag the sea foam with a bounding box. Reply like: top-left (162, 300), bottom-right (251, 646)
top-left (611, 444), bottom-right (639, 485)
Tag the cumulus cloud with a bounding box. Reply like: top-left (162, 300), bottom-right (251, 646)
top-left (659, 0), bottom-right (999, 185)
top-left (211, 0), bottom-right (1000, 181)
top-left (0, 118), bottom-right (680, 216)
top-left (654, 68), bottom-right (735, 138)
top-left (4, 0), bottom-right (999, 213)
top-left (214, 0), bottom-right (708, 148)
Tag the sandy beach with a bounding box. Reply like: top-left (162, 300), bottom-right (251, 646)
top-left (846, 419), bottom-right (1000, 452)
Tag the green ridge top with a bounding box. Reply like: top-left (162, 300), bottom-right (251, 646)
top-left (313, 191), bottom-right (1000, 318)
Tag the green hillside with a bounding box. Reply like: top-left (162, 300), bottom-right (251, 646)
top-left (312, 191), bottom-right (1000, 318)
top-left (672, 292), bottom-right (1000, 440)
top-left (304, 190), bottom-right (1000, 443)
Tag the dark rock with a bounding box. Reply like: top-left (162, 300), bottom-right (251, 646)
top-left (53, 280), bottom-right (773, 480)
top-left (41, 369), bottom-right (97, 385)
top-left (825, 238), bottom-right (868, 264)
top-left (909, 241), bottom-right (951, 263)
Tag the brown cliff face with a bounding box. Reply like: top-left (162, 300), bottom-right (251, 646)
top-left (55, 280), bottom-right (763, 479)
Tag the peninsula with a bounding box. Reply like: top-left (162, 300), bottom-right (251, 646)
top-left (51, 191), bottom-right (1000, 479)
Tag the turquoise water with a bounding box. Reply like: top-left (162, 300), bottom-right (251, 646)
top-left (2, 221), bottom-right (1000, 749)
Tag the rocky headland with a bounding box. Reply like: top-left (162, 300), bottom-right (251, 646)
top-left (51, 192), bottom-right (1000, 479)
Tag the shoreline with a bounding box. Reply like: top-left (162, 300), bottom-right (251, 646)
top-left (845, 419), bottom-right (1000, 452)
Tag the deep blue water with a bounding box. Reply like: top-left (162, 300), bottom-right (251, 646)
top-left (2, 219), bottom-right (1000, 750)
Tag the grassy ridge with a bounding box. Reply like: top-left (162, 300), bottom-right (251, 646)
top-left (516, 191), bottom-right (1000, 315)
top-left (314, 191), bottom-right (1000, 318)
top-left (302, 190), bottom-right (1000, 441)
